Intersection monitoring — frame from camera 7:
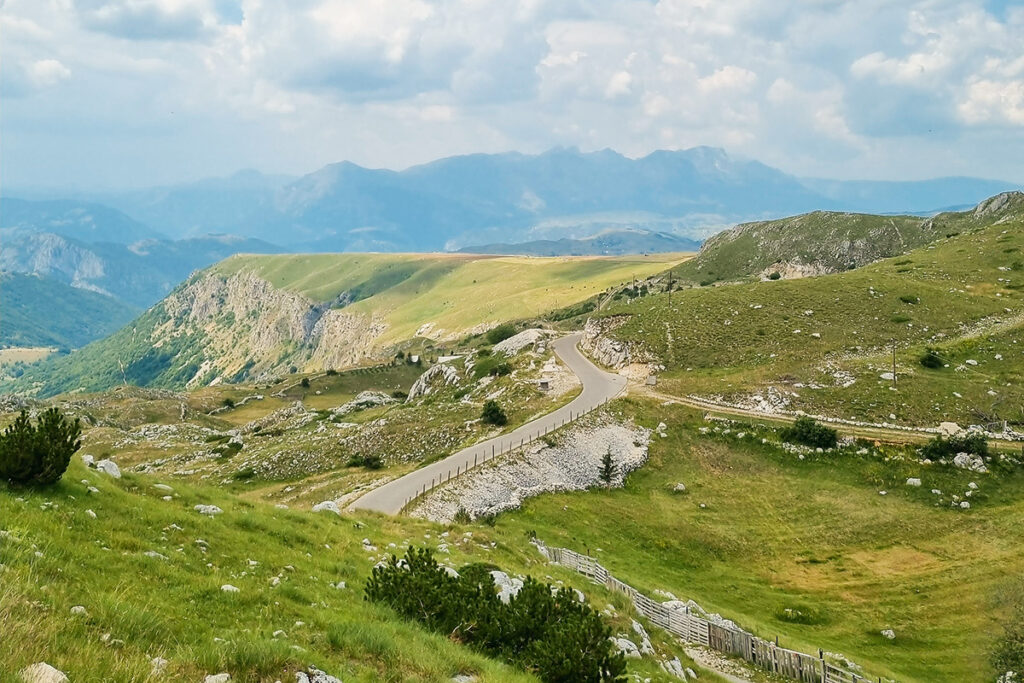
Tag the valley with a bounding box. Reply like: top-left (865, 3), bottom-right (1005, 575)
top-left (4, 194), bottom-right (1024, 683)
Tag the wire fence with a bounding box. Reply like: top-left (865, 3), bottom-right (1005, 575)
top-left (537, 543), bottom-right (895, 683)
top-left (399, 397), bottom-right (610, 512)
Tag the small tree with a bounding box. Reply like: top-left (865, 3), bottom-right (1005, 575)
top-left (780, 416), bottom-right (838, 449)
top-left (481, 400), bottom-right (508, 426)
top-left (486, 323), bottom-right (517, 345)
top-left (0, 408), bottom-right (82, 486)
top-left (300, 377), bottom-right (311, 389)
top-left (599, 447), bottom-right (616, 487)
top-left (919, 348), bottom-right (944, 369)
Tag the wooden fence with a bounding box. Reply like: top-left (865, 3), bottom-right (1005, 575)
top-left (538, 544), bottom-right (891, 683)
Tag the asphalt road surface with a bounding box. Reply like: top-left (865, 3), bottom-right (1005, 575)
top-left (348, 333), bottom-right (627, 515)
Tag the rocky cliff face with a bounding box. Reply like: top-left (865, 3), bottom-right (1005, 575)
top-left (152, 270), bottom-right (391, 383)
top-left (581, 316), bottom-right (633, 369)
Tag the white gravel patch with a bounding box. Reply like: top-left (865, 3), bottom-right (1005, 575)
top-left (411, 417), bottom-right (650, 523)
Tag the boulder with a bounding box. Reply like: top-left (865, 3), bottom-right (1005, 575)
top-left (19, 664), bottom-right (68, 683)
top-left (312, 500), bottom-right (341, 515)
top-left (490, 570), bottom-right (524, 604)
top-left (953, 452), bottom-right (988, 473)
top-left (611, 637), bottom-right (641, 658)
top-left (95, 459), bottom-right (121, 479)
top-left (906, 478), bottom-right (922, 487)
top-left (937, 422), bottom-right (963, 436)
top-left (295, 667), bottom-right (343, 683)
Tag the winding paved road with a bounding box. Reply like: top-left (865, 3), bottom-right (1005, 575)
top-left (348, 333), bottom-right (627, 515)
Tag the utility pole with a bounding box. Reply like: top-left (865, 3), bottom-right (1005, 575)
top-left (892, 339), bottom-right (897, 388)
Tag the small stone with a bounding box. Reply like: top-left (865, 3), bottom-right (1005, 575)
top-left (70, 605), bottom-right (87, 616)
top-left (221, 584), bottom-right (239, 593)
top-left (881, 629), bottom-right (896, 639)
top-left (204, 675), bottom-right (231, 683)
top-left (85, 509), bottom-right (97, 519)
top-left (906, 478), bottom-right (922, 487)
top-left (150, 657), bottom-right (168, 674)
top-left (194, 505), bottom-right (223, 516)
top-left (672, 483), bottom-right (687, 493)
top-left (960, 501), bottom-right (971, 509)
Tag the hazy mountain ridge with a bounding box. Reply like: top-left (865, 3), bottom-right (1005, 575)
top-left (457, 229), bottom-right (700, 256)
top-left (15, 147), bottom-right (1017, 254)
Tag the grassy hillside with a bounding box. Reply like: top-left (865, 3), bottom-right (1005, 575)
top-left (596, 192), bottom-right (1024, 427)
top-left (6, 252), bottom-right (685, 396)
top-left (491, 397), bottom-right (1024, 682)
top-left (0, 272), bottom-right (139, 348)
top-left (214, 252), bottom-right (687, 345)
top-left (674, 211), bottom-right (936, 284)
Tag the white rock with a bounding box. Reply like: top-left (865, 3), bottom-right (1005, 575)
top-left (960, 501), bottom-right (971, 509)
top-left (153, 484), bottom-right (174, 493)
top-left (612, 637), bottom-right (641, 658)
top-left (969, 482), bottom-right (978, 490)
top-left (194, 505), bottom-right (223, 516)
top-left (660, 657), bottom-right (687, 679)
top-left (672, 482), bottom-right (687, 493)
top-left (490, 570), bottom-right (524, 604)
top-left (881, 629), bottom-right (896, 639)
top-left (953, 452), bottom-right (987, 473)
top-left (312, 501), bottom-right (341, 515)
top-left (70, 605), bottom-right (87, 616)
top-left (81, 454), bottom-right (95, 467)
top-left (220, 584), bottom-right (239, 593)
top-left (95, 459), bottom-right (121, 479)
top-left (906, 478), bottom-right (922, 487)
top-left (150, 657), bottom-right (168, 674)
top-left (19, 664), bottom-right (69, 683)
top-left (937, 422), bottom-right (963, 436)
top-left (295, 666), bottom-right (343, 683)
top-left (204, 675), bottom-right (231, 683)
top-left (85, 509), bottom-right (97, 519)
top-left (966, 359), bottom-right (979, 366)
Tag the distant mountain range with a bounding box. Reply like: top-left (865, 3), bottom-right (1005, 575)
top-left (458, 229), bottom-right (700, 256)
top-left (2, 147), bottom-right (1018, 350)
top-left (13, 147), bottom-right (1019, 253)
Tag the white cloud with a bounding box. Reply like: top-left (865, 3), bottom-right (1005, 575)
top-left (959, 78), bottom-right (1024, 125)
top-left (28, 59), bottom-right (72, 87)
top-left (1, 0), bottom-right (1023, 187)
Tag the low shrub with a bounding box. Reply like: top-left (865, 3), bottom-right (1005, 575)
top-left (365, 547), bottom-right (626, 682)
top-left (780, 416), bottom-right (838, 450)
top-left (486, 323), bottom-right (517, 345)
top-left (0, 408), bottom-right (82, 486)
top-left (346, 454), bottom-right (384, 470)
top-left (919, 433), bottom-right (988, 461)
top-left (768, 272), bottom-right (781, 280)
top-left (481, 400), bottom-right (507, 426)
top-left (919, 348), bottom-right (944, 369)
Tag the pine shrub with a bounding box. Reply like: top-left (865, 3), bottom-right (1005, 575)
top-left (0, 408), bottom-right (82, 486)
top-left (779, 416), bottom-right (838, 449)
top-left (365, 547), bottom-right (626, 682)
top-left (481, 400), bottom-right (508, 426)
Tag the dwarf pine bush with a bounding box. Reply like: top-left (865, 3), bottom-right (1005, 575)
top-left (0, 408), bottom-right (82, 485)
top-left (366, 547), bottom-right (626, 682)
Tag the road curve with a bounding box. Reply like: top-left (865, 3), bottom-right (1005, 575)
top-left (348, 333), bottom-right (627, 515)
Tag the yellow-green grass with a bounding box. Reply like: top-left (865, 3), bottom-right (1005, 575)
top-left (490, 397), bottom-right (1024, 683)
top-left (215, 252), bottom-right (690, 345)
top-left (603, 212), bottom-right (1024, 427)
top-left (0, 346), bottom-right (55, 367)
top-left (0, 458), bottom-right (712, 682)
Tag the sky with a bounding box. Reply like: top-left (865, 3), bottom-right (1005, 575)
top-left (2, 0), bottom-right (1023, 189)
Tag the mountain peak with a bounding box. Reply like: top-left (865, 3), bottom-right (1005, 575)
top-left (973, 191), bottom-right (1024, 218)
